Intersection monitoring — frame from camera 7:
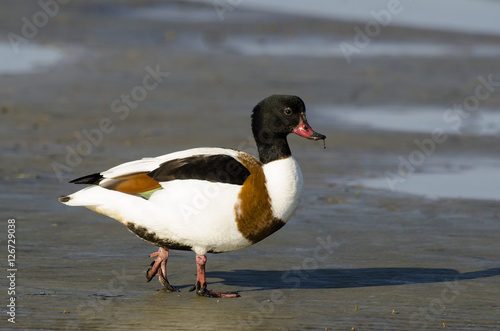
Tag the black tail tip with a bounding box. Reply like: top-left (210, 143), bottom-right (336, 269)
top-left (59, 196), bottom-right (70, 203)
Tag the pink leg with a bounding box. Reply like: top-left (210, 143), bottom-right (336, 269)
top-left (189, 254), bottom-right (239, 298)
top-left (146, 247), bottom-right (178, 292)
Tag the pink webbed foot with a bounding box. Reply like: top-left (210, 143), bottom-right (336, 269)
top-left (188, 254), bottom-right (240, 298)
top-left (146, 247), bottom-right (179, 292)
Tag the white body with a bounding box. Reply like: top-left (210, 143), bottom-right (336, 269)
top-left (63, 148), bottom-right (303, 255)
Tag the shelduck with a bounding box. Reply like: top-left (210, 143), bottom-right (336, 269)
top-left (59, 94), bottom-right (326, 297)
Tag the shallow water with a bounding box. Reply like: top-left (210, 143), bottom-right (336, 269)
top-left (318, 105), bottom-right (500, 200)
top-left (191, 0), bottom-right (500, 36)
top-left (359, 163), bottom-right (500, 201)
top-left (225, 37), bottom-right (500, 59)
top-left (131, 1), bottom-right (500, 59)
top-left (0, 42), bottom-right (63, 75)
top-left (318, 105), bottom-right (500, 136)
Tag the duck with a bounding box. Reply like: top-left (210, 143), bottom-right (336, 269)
top-left (59, 94), bottom-right (326, 298)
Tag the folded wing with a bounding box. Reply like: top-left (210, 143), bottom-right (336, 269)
top-left (68, 148), bottom-right (251, 196)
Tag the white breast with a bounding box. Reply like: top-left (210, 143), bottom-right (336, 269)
top-left (263, 156), bottom-right (304, 222)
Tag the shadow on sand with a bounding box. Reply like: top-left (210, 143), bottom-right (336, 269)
top-left (207, 267), bottom-right (500, 291)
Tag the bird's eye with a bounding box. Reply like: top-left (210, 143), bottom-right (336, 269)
top-left (283, 108), bottom-right (292, 115)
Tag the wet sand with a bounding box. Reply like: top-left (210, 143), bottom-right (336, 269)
top-left (1, 1), bottom-right (500, 330)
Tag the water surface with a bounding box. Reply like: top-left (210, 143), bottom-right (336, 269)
top-left (319, 106), bottom-right (500, 136)
top-left (0, 42), bottom-right (63, 75)
top-left (191, 0), bottom-right (500, 36)
top-left (360, 163), bottom-right (500, 201)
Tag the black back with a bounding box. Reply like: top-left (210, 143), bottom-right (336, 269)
top-left (148, 154), bottom-right (250, 186)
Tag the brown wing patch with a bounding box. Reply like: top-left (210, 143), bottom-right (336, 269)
top-left (235, 153), bottom-right (286, 244)
top-left (102, 172), bottom-right (161, 194)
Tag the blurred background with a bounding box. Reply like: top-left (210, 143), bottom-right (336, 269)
top-left (1, 0), bottom-right (499, 330)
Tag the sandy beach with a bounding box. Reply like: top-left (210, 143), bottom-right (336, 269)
top-left (1, 1), bottom-right (500, 330)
